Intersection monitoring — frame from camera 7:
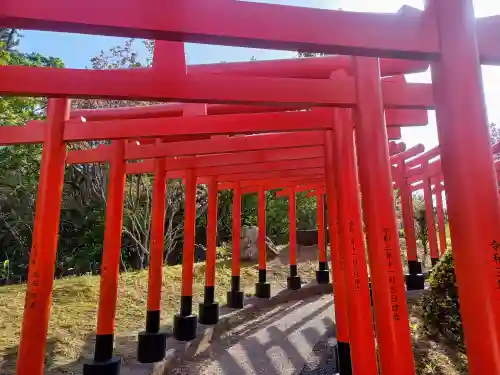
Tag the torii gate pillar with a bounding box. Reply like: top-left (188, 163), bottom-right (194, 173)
top-left (227, 182), bottom-right (245, 308)
top-left (428, 1), bottom-right (500, 373)
top-left (173, 169), bottom-right (198, 341)
top-left (137, 155), bottom-right (168, 363)
top-left (287, 187), bottom-right (302, 290)
top-left (17, 99), bottom-right (70, 375)
top-left (354, 57), bottom-right (415, 375)
top-left (255, 185), bottom-right (271, 298)
top-left (84, 140), bottom-right (127, 375)
top-left (199, 176), bottom-right (220, 325)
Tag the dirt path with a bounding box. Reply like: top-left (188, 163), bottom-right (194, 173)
top-left (171, 295), bottom-right (335, 375)
top-left (270, 245), bottom-right (321, 267)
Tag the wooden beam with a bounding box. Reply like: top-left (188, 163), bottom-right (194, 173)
top-left (0, 65), bottom-right (434, 108)
top-left (63, 109), bottom-right (331, 142)
top-left (1, 0), bottom-right (438, 58)
top-left (66, 131), bottom-right (325, 164)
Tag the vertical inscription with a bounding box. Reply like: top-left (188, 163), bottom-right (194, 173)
top-left (349, 221), bottom-right (361, 291)
top-left (383, 228), bottom-right (399, 321)
top-left (491, 240), bottom-right (500, 290)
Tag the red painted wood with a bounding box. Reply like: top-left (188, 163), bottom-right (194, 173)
top-left (0, 65), bottom-right (434, 108)
top-left (189, 55), bottom-right (429, 79)
top-left (429, 1), bottom-right (500, 371)
top-left (405, 146), bottom-right (440, 168)
top-left (71, 102), bottom-right (427, 128)
top-left (234, 177), bottom-right (326, 194)
top-left (16, 99), bottom-right (70, 375)
top-left (63, 109), bottom-right (332, 142)
top-left (389, 144), bottom-right (425, 165)
top-left (1, 0), bottom-right (438, 58)
top-left (164, 147), bottom-right (324, 171)
top-left (216, 168), bottom-right (323, 183)
top-left (193, 158), bottom-right (324, 178)
top-left (65, 131), bottom-right (325, 164)
top-left (0, 66), bottom-right (355, 105)
top-left (0, 121), bottom-right (46, 146)
top-left (354, 57), bottom-right (415, 375)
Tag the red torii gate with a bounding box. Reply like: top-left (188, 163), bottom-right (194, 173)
top-left (59, 74), bottom-right (428, 374)
top-left (4, 79), bottom-right (426, 375)
top-left (0, 96), bottom-right (432, 375)
top-left (9, 99), bottom-right (424, 375)
top-left (397, 140), bottom-right (500, 267)
top-left (1, 1), bottom-right (500, 375)
top-left (60, 93), bottom-right (421, 371)
top-left (275, 187), bottom-right (330, 285)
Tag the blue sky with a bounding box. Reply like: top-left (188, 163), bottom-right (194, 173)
top-left (17, 0), bottom-right (500, 151)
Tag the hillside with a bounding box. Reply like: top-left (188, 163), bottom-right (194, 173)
top-left (0, 256), bottom-right (319, 374)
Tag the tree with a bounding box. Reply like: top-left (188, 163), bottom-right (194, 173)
top-left (72, 39), bottom-right (213, 268)
top-left (0, 35), bottom-right (66, 281)
top-left (0, 29), bottom-right (21, 51)
top-left (490, 123), bottom-right (500, 144)
top-left (0, 49), bottom-right (64, 126)
top-left (489, 122), bottom-right (500, 166)
top-left (297, 51), bottom-right (328, 58)
top-left (0, 37), bottom-right (321, 282)
top-left (73, 39), bottom-right (153, 111)
top-left (413, 194), bottom-right (428, 257)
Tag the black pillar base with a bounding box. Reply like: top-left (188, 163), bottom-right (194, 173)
top-left (405, 273), bottom-right (425, 291)
top-left (287, 275), bottom-right (302, 290)
top-left (83, 357), bottom-right (121, 375)
top-left (315, 269), bottom-right (330, 284)
top-left (336, 341), bottom-right (352, 375)
top-left (408, 260), bottom-right (423, 275)
top-left (198, 302), bottom-right (220, 325)
top-left (255, 282), bottom-right (271, 299)
top-left (431, 257), bottom-right (440, 266)
top-left (137, 331), bottom-right (168, 363)
top-left (227, 290), bottom-right (244, 309)
top-left (173, 313), bottom-right (198, 342)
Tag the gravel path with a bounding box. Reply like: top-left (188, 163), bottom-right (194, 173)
top-left (171, 295), bottom-right (337, 375)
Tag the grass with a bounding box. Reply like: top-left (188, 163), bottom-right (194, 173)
top-left (0, 242), bottom-right (468, 375)
top-left (0, 257), bottom-right (318, 375)
top-left (409, 299), bottom-right (468, 375)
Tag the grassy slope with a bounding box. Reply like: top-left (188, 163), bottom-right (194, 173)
top-left (0, 240), bottom-right (467, 375)
top-left (409, 301), bottom-right (468, 375)
top-left (0, 258), bottom-right (318, 374)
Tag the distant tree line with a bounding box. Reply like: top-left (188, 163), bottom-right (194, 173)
top-left (0, 34), bottom-right (319, 282)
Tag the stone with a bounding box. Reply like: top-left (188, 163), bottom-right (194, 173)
top-left (240, 226), bottom-right (279, 261)
top-left (296, 229), bottom-right (319, 246)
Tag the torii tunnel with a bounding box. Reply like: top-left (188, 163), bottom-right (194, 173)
top-left (1, 0), bottom-right (500, 374)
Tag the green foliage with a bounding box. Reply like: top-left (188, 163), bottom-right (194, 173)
top-left (296, 192), bottom-right (317, 230)
top-left (216, 246), bottom-right (232, 261)
top-left (265, 190), bottom-right (290, 241)
top-left (0, 49), bottom-right (64, 126)
top-left (413, 193), bottom-right (428, 255)
top-left (216, 190), bottom-right (234, 242)
top-left (490, 122), bottom-right (500, 145)
top-left (0, 37), bottom-right (321, 282)
top-left (240, 190), bottom-right (317, 244)
top-left (1, 260), bottom-right (10, 280)
top-left (0, 29), bottom-right (21, 51)
top-left (420, 250), bottom-right (464, 351)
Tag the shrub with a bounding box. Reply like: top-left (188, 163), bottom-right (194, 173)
top-left (216, 246), bottom-right (232, 261)
top-left (420, 249), bottom-right (464, 351)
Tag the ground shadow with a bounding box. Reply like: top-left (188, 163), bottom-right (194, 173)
top-left (178, 296), bottom-right (337, 375)
top-left (2, 291), bottom-right (334, 375)
top-left (1, 334), bottom-right (95, 375)
top-left (411, 331), bottom-right (468, 375)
